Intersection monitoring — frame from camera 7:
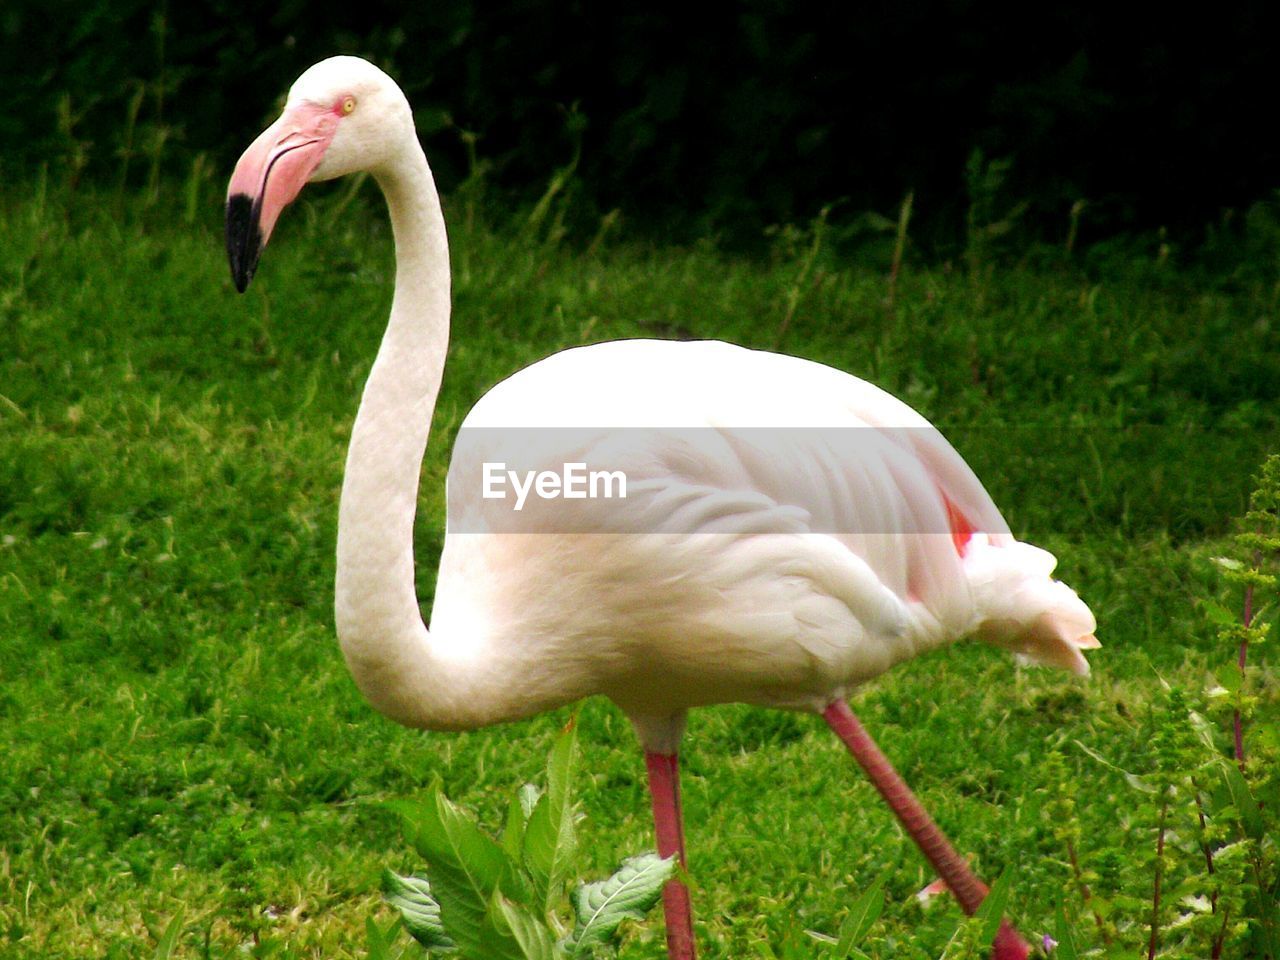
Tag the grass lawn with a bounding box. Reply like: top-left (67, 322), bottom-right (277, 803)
top-left (1, 181), bottom-right (1277, 959)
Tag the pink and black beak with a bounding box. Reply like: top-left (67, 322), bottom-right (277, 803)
top-left (226, 102), bottom-right (340, 292)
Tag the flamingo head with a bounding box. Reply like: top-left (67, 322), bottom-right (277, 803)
top-left (225, 56), bottom-right (413, 292)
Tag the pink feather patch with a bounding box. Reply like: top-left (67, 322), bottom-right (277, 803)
top-left (942, 493), bottom-right (975, 557)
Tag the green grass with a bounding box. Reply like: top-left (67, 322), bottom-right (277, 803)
top-left (1, 182), bottom-right (1277, 959)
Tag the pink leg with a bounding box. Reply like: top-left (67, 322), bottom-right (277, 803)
top-left (645, 751), bottom-right (697, 960)
top-left (822, 700), bottom-right (1031, 960)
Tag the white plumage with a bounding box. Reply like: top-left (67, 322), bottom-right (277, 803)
top-left (432, 338), bottom-right (1095, 751)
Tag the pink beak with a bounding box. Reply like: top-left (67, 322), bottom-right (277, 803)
top-left (225, 102), bottom-right (339, 292)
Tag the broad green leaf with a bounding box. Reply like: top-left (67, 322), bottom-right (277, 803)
top-left (486, 890), bottom-right (556, 960)
top-left (973, 870), bottom-right (1012, 951)
top-left (544, 728), bottom-right (577, 830)
top-left (472, 911), bottom-right (527, 960)
top-left (383, 869), bottom-right (456, 952)
top-left (1214, 663), bottom-right (1243, 693)
top-left (1200, 598), bottom-right (1238, 626)
top-left (519, 783), bottom-right (544, 821)
top-left (151, 908), bottom-right (184, 960)
top-left (393, 788), bottom-right (523, 955)
top-left (833, 877), bottom-right (884, 956)
top-left (1187, 709), bottom-right (1221, 752)
top-left (523, 727), bottom-right (580, 912)
top-left (1220, 762), bottom-right (1265, 839)
top-left (524, 792), bottom-right (576, 910)
top-left (503, 784), bottom-right (542, 860)
top-left (365, 916), bottom-right (392, 960)
top-left (565, 853), bottom-right (675, 956)
top-left (366, 916), bottom-right (411, 960)
top-left (1053, 901), bottom-right (1080, 960)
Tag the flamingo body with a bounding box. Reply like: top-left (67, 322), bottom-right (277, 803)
top-left (429, 338), bottom-right (1094, 750)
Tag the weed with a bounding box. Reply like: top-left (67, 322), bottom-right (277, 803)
top-left (1064, 200), bottom-right (1086, 259)
top-left (378, 725), bottom-right (673, 959)
top-left (887, 191), bottom-right (914, 309)
top-left (767, 204), bottom-right (832, 349)
top-left (523, 103), bottom-right (588, 249)
top-left (963, 150), bottom-right (1027, 277)
top-left (1046, 458), bottom-right (1279, 959)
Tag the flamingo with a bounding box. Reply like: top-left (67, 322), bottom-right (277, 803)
top-left (225, 56), bottom-right (1097, 960)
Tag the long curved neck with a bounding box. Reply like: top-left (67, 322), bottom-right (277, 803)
top-left (333, 139), bottom-right (462, 728)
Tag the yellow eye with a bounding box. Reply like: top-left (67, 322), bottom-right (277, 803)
top-left (341, 96), bottom-right (357, 115)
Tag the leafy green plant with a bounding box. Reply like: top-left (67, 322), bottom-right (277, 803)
top-left (769, 204), bottom-right (832, 348)
top-left (1042, 748), bottom-right (1113, 947)
top-left (887, 191), bottom-right (914, 308)
top-left (1205, 454), bottom-right (1280, 958)
top-left (522, 103), bottom-right (588, 249)
top-left (1063, 199), bottom-right (1086, 258)
top-left (1050, 456), bottom-right (1279, 960)
top-left (963, 149), bottom-right (1028, 280)
top-left (376, 725), bottom-right (675, 959)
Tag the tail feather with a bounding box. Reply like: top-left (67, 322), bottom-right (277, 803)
top-left (963, 534), bottom-right (1098, 675)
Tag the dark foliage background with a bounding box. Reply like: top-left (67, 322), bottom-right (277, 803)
top-left (4, 0), bottom-right (1278, 248)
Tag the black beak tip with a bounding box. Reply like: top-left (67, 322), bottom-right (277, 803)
top-left (232, 263), bottom-right (253, 294)
top-left (225, 193), bottom-right (262, 294)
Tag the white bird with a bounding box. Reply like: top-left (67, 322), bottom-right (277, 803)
top-left (226, 56), bottom-right (1097, 960)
